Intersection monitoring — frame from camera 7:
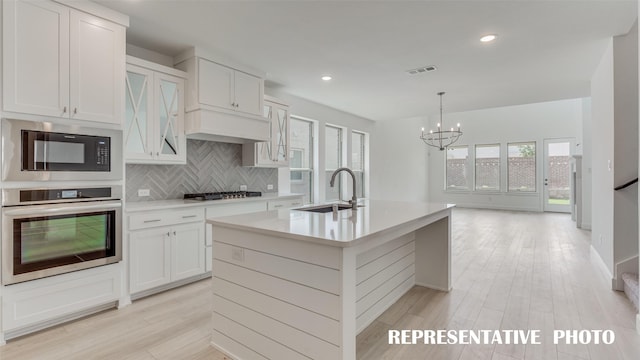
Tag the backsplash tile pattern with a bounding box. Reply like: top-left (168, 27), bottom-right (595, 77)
top-left (126, 140), bottom-right (278, 201)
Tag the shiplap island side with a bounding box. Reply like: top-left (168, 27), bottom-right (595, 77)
top-left (206, 200), bottom-right (454, 359)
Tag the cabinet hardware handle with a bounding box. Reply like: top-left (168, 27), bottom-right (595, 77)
top-left (62, 106), bottom-right (67, 114)
top-left (150, 152), bottom-right (153, 156)
top-left (167, 231), bottom-right (171, 236)
top-left (274, 204), bottom-right (283, 208)
top-left (231, 102), bottom-right (236, 107)
top-left (173, 231), bottom-right (177, 236)
top-left (73, 107), bottom-right (77, 115)
top-left (182, 215), bottom-right (197, 218)
top-left (157, 152), bottom-right (159, 156)
top-left (143, 219), bottom-right (161, 223)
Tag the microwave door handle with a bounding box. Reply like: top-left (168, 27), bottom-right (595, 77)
top-left (2, 201), bottom-right (122, 216)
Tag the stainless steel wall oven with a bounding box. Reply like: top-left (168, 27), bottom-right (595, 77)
top-left (1, 119), bottom-right (122, 181)
top-left (1, 187), bottom-right (122, 285)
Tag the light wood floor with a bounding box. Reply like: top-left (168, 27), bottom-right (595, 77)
top-left (1, 208), bottom-right (639, 359)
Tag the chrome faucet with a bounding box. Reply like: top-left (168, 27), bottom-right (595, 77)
top-left (329, 167), bottom-right (358, 210)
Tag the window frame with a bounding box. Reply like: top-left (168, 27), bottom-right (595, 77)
top-left (507, 141), bottom-right (537, 193)
top-left (289, 116), bottom-right (315, 204)
top-left (445, 145), bottom-right (470, 191)
top-left (351, 130), bottom-right (367, 199)
top-left (325, 124), bottom-right (344, 202)
top-left (474, 143), bottom-right (501, 192)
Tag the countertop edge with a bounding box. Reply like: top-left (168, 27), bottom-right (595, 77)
top-left (207, 205), bottom-right (453, 248)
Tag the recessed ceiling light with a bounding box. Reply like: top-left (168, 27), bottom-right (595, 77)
top-left (321, 75), bottom-right (332, 81)
top-left (480, 34), bottom-right (497, 43)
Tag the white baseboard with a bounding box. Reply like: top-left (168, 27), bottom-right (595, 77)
top-left (613, 255), bottom-right (639, 291)
top-left (581, 222), bottom-right (592, 230)
top-left (590, 245), bottom-right (613, 287)
top-left (415, 282), bottom-right (452, 292)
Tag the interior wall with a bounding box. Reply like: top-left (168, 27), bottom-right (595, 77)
top-left (581, 98), bottom-right (593, 229)
top-left (265, 87), bottom-right (375, 202)
top-left (590, 39), bottom-right (615, 274)
top-left (369, 117), bottom-right (429, 202)
top-left (591, 22), bottom-right (639, 277)
top-left (613, 20), bottom-right (639, 268)
top-left (427, 99), bottom-right (583, 211)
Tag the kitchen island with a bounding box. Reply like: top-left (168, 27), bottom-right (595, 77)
top-left (207, 200), bottom-right (454, 359)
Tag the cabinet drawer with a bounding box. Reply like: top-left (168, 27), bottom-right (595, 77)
top-left (2, 264), bottom-right (120, 332)
top-left (267, 198), bottom-right (304, 210)
top-left (129, 208), bottom-right (204, 230)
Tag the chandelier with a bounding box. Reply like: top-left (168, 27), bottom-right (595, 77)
top-left (420, 92), bottom-right (462, 150)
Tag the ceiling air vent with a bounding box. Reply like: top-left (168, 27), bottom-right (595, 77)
top-left (407, 65), bottom-right (437, 75)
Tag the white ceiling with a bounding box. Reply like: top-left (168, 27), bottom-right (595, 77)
top-left (96, 0), bottom-right (637, 121)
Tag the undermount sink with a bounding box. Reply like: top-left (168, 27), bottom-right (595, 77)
top-left (296, 203), bottom-right (353, 213)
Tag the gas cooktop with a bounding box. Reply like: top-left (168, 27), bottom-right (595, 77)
top-left (183, 191), bottom-right (262, 201)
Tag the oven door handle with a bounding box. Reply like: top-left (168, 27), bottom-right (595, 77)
top-left (2, 200), bottom-right (122, 216)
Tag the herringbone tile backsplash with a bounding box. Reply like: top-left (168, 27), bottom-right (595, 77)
top-left (126, 140), bottom-right (278, 202)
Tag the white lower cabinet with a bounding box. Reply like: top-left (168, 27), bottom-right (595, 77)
top-left (128, 209), bottom-right (205, 295)
top-left (172, 223), bottom-right (205, 281)
top-left (127, 197), bottom-right (302, 295)
top-left (2, 264), bottom-right (121, 336)
top-left (129, 227), bottom-right (172, 293)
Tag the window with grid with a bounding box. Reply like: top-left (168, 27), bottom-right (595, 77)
top-left (289, 118), bottom-right (314, 204)
top-left (446, 146), bottom-right (469, 190)
top-left (475, 144), bottom-right (501, 191)
top-left (351, 131), bottom-right (366, 198)
top-left (325, 125), bottom-right (342, 201)
top-left (508, 142), bottom-right (536, 192)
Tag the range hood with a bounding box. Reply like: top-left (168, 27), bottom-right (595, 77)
top-left (184, 109), bottom-right (270, 144)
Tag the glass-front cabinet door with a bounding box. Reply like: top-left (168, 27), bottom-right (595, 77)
top-left (124, 58), bottom-right (186, 164)
top-left (155, 72), bottom-right (185, 163)
top-left (255, 102), bottom-right (274, 166)
top-left (241, 96), bottom-right (290, 167)
top-left (273, 104), bottom-right (289, 166)
top-left (125, 65), bottom-right (154, 161)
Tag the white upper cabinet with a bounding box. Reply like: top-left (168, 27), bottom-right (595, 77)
top-left (242, 96), bottom-right (290, 167)
top-left (125, 57), bottom-right (186, 164)
top-left (174, 50), bottom-right (269, 143)
top-left (198, 59), bottom-right (234, 111)
top-left (69, 10), bottom-right (125, 124)
top-left (2, 0), bottom-right (126, 124)
top-left (233, 70), bottom-right (263, 116)
top-left (2, 0), bottom-right (70, 118)
top-left (198, 58), bottom-right (262, 117)
top-left (125, 64), bottom-right (154, 161)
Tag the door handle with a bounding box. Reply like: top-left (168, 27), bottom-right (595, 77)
top-left (544, 178), bottom-right (548, 186)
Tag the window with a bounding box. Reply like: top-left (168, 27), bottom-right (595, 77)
top-left (446, 146), bottom-right (469, 190)
top-left (325, 125), bottom-right (343, 201)
top-left (351, 131), bottom-right (366, 198)
top-left (508, 142), bottom-right (536, 192)
top-left (475, 144), bottom-right (500, 191)
top-left (289, 118), bottom-right (314, 204)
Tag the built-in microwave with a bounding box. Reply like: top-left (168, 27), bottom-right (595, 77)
top-left (1, 119), bottom-right (122, 181)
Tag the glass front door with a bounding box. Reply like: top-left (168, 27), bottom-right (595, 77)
top-left (543, 138), bottom-right (574, 213)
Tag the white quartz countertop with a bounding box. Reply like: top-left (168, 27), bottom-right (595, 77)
top-left (125, 193), bottom-right (303, 212)
top-left (207, 200), bottom-right (454, 247)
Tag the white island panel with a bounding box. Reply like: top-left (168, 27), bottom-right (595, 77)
top-left (208, 200), bottom-right (453, 360)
